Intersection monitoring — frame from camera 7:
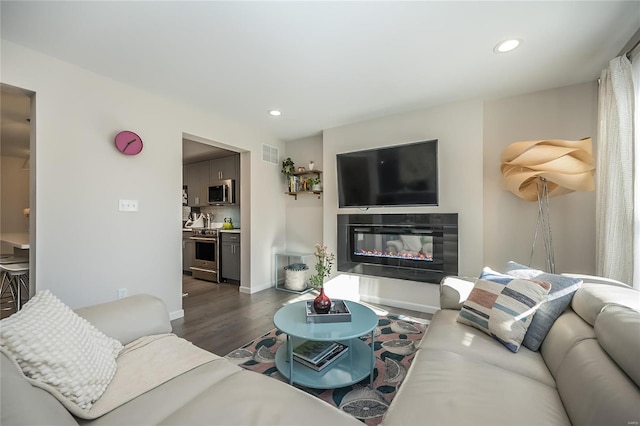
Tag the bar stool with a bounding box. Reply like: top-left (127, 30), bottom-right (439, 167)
top-left (0, 254), bottom-right (29, 302)
top-left (0, 256), bottom-right (29, 309)
top-left (0, 263), bottom-right (29, 311)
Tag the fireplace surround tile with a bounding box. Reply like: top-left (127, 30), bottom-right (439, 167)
top-left (337, 213), bottom-right (458, 284)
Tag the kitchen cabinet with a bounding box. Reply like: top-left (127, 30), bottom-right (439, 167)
top-left (185, 160), bottom-right (209, 207)
top-left (185, 154), bottom-right (240, 207)
top-left (210, 154), bottom-right (240, 205)
top-left (182, 232), bottom-right (194, 273)
top-left (220, 232), bottom-right (240, 282)
top-left (210, 155), bottom-right (238, 181)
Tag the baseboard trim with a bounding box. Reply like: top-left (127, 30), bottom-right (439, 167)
top-left (169, 309), bottom-right (184, 321)
top-left (359, 294), bottom-right (439, 315)
top-left (240, 280), bottom-right (273, 294)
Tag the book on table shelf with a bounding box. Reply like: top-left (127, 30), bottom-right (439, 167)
top-left (293, 341), bottom-right (349, 372)
top-left (293, 340), bottom-right (340, 364)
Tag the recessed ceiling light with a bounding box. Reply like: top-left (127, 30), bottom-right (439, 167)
top-left (269, 110), bottom-right (282, 116)
top-left (494, 39), bottom-right (521, 53)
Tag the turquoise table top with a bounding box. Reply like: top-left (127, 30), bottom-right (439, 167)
top-left (273, 300), bottom-right (378, 340)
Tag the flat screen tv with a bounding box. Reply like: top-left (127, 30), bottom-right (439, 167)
top-left (337, 139), bottom-right (438, 208)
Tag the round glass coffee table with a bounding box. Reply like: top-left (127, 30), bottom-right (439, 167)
top-left (273, 300), bottom-right (378, 389)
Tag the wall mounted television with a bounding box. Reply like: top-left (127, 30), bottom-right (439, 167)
top-left (337, 139), bottom-right (438, 208)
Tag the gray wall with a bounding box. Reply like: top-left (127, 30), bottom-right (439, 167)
top-left (1, 40), bottom-right (287, 315)
top-left (1, 156), bottom-right (30, 253)
top-left (284, 135), bottom-right (324, 254)
top-left (483, 82), bottom-right (597, 274)
top-left (286, 82), bottom-right (598, 312)
top-left (322, 100), bottom-right (485, 313)
top-left (3, 36), bottom-right (597, 315)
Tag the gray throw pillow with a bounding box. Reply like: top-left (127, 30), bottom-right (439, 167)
top-left (504, 261), bottom-right (583, 351)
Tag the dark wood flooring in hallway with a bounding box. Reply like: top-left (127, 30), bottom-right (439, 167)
top-left (171, 275), bottom-right (432, 356)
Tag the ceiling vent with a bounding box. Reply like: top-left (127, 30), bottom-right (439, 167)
top-left (262, 144), bottom-right (279, 165)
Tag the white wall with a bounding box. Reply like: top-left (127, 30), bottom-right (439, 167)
top-left (4, 36), bottom-right (597, 315)
top-left (1, 40), bottom-right (286, 312)
top-left (317, 83), bottom-right (598, 313)
top-left (483, 82), bottom-right (598, 274)
top-left (284, 135), bottom-right (324, 254)
top-left (323, 100), bottom-right (485, 312)
top-left (1, 156), bottom-right (30, 253)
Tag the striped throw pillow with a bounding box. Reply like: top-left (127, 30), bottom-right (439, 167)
top-left (456, 278), bottom-right (551, 352)
top-left (504, 261), bottom-right (583, 351)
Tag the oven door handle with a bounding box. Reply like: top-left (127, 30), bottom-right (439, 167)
top-left (190, 237), bottom-right (218, 242)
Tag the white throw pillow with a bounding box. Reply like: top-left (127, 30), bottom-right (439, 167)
top-left (0, 290), bottom-right (123, 410)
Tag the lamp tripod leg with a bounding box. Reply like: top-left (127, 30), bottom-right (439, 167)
top-left (531, 178), bottom-right (555, 274)
top-left (529, 201), bottom-right (543, 268)
top-left (541, 179), bottom-right (555, 274)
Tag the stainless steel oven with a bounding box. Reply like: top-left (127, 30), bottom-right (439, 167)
top-left (190, 228), bottom-right (219, 282)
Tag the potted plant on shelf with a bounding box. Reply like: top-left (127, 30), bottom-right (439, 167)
top-left (281, 157), bottom-right (295, 176)
top-left (306, 176), bottom-right (322, 192)
top-left (309, 244), bottom-right (336, 314)
top-left (281, 157), bottom-right (295, 192)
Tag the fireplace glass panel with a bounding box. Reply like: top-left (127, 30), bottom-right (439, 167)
top-left (353, 228), bottom-right (434, 262)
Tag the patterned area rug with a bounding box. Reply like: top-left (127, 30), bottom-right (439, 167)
top-left (225, 315), bottom-right (429, 425)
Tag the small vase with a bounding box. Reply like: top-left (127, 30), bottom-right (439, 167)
top-left (313, 287), bottom-right (331, 314)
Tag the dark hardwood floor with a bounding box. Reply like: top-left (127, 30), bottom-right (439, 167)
top-left (172, 274), bottom-right (432, 356)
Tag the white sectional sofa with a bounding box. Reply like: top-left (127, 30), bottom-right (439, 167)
top-left (382, 274), bottom-right (640, 425)
top-left (1, 273), bottom-right (639, 426)
top-left (1, 294), bottom-right (360, 426)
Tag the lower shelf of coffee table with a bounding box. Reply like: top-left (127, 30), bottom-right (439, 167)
top-left (274, 338), bottom-right (373, 389)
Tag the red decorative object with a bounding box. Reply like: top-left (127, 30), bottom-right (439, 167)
top-left (313, 287), bottom-right (331, 314)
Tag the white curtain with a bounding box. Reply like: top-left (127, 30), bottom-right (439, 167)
top-left (632, 49), bottom-right (640, 289)
top-left (596, 56), bottom-right (635, 286)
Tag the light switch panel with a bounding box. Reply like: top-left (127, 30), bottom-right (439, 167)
top-left (119, 199), bottom-right (138, 212)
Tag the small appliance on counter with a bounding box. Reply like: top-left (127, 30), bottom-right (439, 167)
top-left (184, 213), bottom-right (204, 228)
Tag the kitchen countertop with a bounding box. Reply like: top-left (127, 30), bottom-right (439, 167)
top-left (1, 233), bottom-right (30, 249)
top-left (183, 227), bottom-right (240, 233)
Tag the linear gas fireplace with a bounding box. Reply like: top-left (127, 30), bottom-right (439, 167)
top-left (337, 214), bottom-right (458, 283)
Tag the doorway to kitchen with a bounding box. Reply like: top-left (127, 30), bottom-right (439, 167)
top-left (1, 84), bottom-right (36, 317)
top-left (182, 134), bottom-right (243, 293)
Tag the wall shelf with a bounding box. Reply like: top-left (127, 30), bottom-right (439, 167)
top-left (286, 170), bottom-right (322, 199)
top-left (291, 169), bottom-right (322, 177)
top-left (286, 190), bottom-right (322, 200)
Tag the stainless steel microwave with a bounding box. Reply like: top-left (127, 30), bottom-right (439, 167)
top-left (208, 179), bottom-right (235, 205)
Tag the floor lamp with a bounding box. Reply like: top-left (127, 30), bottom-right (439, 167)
top-left (500, 138), bottom-right (595, 273)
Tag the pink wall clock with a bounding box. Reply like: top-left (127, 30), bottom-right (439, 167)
top-left (114, 130), bottom-right (143, 155)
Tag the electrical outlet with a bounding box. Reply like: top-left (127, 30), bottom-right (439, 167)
top-left (117, 288), bottom-right (127, 299)
top-left (119, 199), bottom-right (138, 212)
